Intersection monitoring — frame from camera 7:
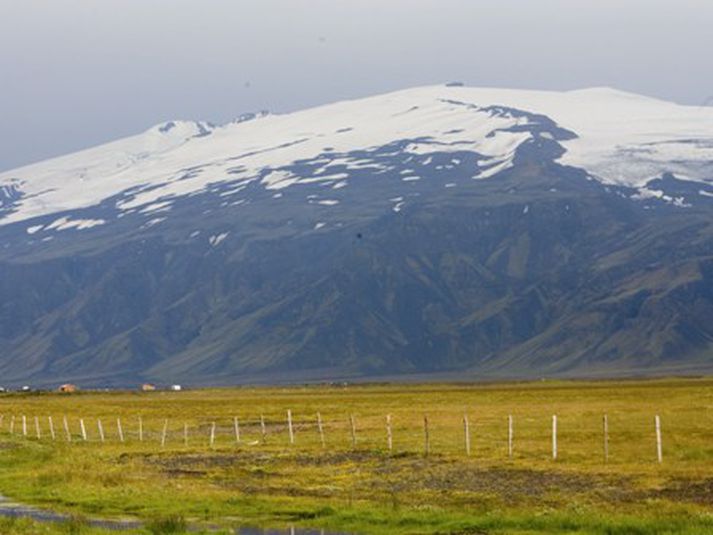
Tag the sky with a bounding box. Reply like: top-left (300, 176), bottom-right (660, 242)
top-left (1, 0), bottom-right (712, 172)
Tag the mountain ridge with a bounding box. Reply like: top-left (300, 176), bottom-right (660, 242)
top-left (0, 84), bottom-right (712, 387)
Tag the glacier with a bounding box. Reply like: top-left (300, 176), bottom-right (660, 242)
top-left (1, 85), bottom-right (713, 229)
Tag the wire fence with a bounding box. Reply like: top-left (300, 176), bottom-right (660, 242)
top-left (0, 410), bottom-right (684, 465)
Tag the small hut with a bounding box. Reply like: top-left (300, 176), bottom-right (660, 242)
top-left (58, 383), bottom-right (77, 393)
top-left (141, 383), bottom-right (157, 392)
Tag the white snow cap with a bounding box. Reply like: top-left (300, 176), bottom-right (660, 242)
top-left (2, 85), bottom-right (712, 227)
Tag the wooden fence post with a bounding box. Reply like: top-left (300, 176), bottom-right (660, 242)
top-left (655, 415), bottom-right (663, 463)
top-left (603, 414), bottom-right (609, 463)
top-left (423, 415), bottom-right (430, 457)
top-left (349, 414), bottom-right (357, 448)
top-left (210, 422), bottom-right (216, 448)
top-left (22, 415), bottom-right (27, 437)
top-left (260, 415), bottom-right (267, 444)
top-left (287, 410), bottom-right (295, 445)
top-left (138, 416), bottom-right (144, 442)
top-left (508, 415), bottom-right (513, 459)
top-left (552, 415), bottom-right (557, 460)
top-left (161, 419), bottom-right (168, 448)
top-left (9, 415), bottom-right (14, 434)
top-left (463, 413), bottom-right (471, 456)
top-left (317, 413), bottom-right (325, 448)
top-left (63, 415), bottom-right (71, 442)
top-left (0, 415), bottom-right (3, 431)
top-left (117, 418), bottom-right (124, 443)
top-left (386, 414), bottom-right (393, 453)
top-left (79, 418), bottom-right (87, 441)
top-left (34, 416), bottom-right (41, 439)
top-left (233, 417), bottom-right (240, 444)
top-left (97, 419), bottom-right (105, 443)
top-left (48, 416), bottom-right (56, 440)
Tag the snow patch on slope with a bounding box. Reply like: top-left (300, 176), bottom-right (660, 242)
top-left (45, 217), bottom-right (106, 231)
top-left (209, 232), bottom-right (229, 246)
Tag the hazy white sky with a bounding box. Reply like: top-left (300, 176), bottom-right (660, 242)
top-left (1, 0), bottom-right (712, 171)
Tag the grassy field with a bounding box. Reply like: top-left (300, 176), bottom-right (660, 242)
top-left (0, 378), bottom-right (712, 534)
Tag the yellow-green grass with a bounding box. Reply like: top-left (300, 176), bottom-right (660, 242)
top-left (0, 377), bottom-right (712, 534)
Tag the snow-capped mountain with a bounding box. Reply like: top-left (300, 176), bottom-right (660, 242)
top-left (1, 85), bottom-right (712, 386)
top-left (2, 85), bottom-right (713, 232)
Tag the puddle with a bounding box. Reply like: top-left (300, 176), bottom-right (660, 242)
top-left (0, 495), bottom-right (141, 530)
top-left (0, 495), bottom-right (351, 533)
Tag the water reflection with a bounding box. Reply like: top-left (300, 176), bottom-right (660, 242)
top-left (0, 495), bottom-right (350, 534)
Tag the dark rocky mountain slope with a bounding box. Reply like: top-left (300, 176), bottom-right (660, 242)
top-left (1, 86), bottom-right (712, 386)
